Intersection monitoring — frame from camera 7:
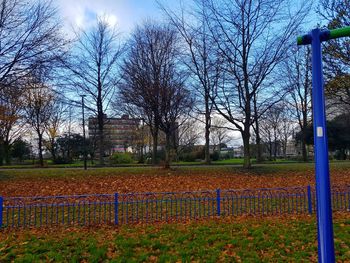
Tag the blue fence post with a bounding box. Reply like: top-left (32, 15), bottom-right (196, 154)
top-left (307, 185), bottom-right (313, 214)
top-left (216, 189), bottom-right (221, 216)
top-left (114, 193), bottom-right (118, 225)
top-left (0, 196), bottom-right (3, 228)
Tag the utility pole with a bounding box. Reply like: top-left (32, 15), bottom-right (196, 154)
top-left (81, 95), bottom-right (87, 170)
top-left (140, 118), bottom-right (144, 163)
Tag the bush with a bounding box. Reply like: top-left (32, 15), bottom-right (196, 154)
top-left (181, 152), bottom-right (196, 162)
top-left (334, 150), bottom-right (347, 160)
top-left (54, 157), bottom-right (73, 164)
top-left (178, 146), bottom-right (205, 162)
top-left (210, 151), bottom-right (220, 161)
top-left (110, 153), bottom-right (133, 164)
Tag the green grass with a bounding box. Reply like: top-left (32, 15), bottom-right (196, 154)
top-left (1, 215), bottom-right (350, 262)
top-left (0, 166), bottom-right (161, 181)
top-left (0, 161), bottom-right (350, 181)
top-left (174, 158), bottom-right (294, 165)
top-left (212, 158), bottom-right (250, 165)
top-left (2, 158), bottom-right (349, 168)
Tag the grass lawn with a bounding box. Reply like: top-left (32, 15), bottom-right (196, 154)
top-left (1, 161), bottom-right (350, 180)
top-left (1, 214), bottom-right (350, 262)
top-left (1, 159), bottom-right (349, 173)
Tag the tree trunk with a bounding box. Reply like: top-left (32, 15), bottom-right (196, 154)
top-left (256, 126), bottom-right (262, 163)
top-left (242, 130), bottom-right (251, 169)
top-left (50, 138), bottom-right (56, 164)
top-left (205, 127), bottom-right (210, 164)
top-left (38, 133), bottom-right (44, 167)
top-left (164, 132), bottom-right (171, 169)
top-left (301, 84), bottom-right (308, 162)
top-left (204, 95), bottom-right (211, 164)
top-left (4, 141), bottom-right (11, 165)
top-left (139, 144), bottom-right (144, 163)
top-left (152, 129), bottom-right (158, 165)
top-left (273, 129), bottom-right (277, 161)
top-left (283, 141), bottom-right (287, 159)
top-left (97, 74), bottom-right (104, 166)
top-left (0, 139), bottom-right (4, 166)
top-left (97, 108), bottom-right (104, 166)
top-left (139, 121), bottom-right (145, 163)
top-left (301, 121), bottom-right (308, 162)
top-left (301, 140), bottom-right (307, 162)
top-left (254, 94), bottom-right (262, 163)
top-left (98, 128), bottom-right (104, 165)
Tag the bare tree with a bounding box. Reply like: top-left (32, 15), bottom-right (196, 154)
top-left (202, 0), bottom-right (309, 168)
top-left (177, 119), bottom-right (202, 156)
top-left (260, 103), bottom-right (293, 160)
top-left (278, 105), bottom-right (295, 158)
top-left (210, 117), bottom-right (231, 153)
top-left (0, 84), bottom-right (24, 164)
top-left (23, 75), bottom-right (57, 167)
top-left (61, 18), bottom-right (124, 165)
top-left (0, 0), bottom-right (66, 86)
top-left (119, 22), bottom-right (193, 167)
top-left (284, 47), bottom-right (312, 161)
top-left (45, 100), bottom-right (66, 163)
top-left (160, 1), bottom-right (221, 164)
top-left (259, 116), bottom-right (274, 159)
top-left (318, 0), bottom-right (350, 112)
top-left (158, 77), bottom-right (194, 168)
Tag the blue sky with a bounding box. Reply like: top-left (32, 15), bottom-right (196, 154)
top-left (55, 0), bottom-right (322, 38)
top-left (56, 0), bottom-right (179, 36)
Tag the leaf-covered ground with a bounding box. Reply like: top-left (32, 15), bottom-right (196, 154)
top-left (0, 163), bottom-right (350, 197)
top-left (1, 164), bottom-right (350, 262)
top-left (1, 213), bottom-right (350, 262)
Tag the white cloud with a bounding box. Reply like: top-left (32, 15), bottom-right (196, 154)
top-left (54, 0), bottom-right (178, 37)
top-left (104, 14), bottom-right (118, 27)
top-left (55, 0), bottom-right (138, 35)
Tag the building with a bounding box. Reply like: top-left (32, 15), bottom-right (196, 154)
top-left (88, 114), bottom-right (181, 158)
top-left (88, 115), bottom-right (141, 154)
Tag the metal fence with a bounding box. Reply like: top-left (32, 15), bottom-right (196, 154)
top-left (1, 185), bottom-right (349, 229)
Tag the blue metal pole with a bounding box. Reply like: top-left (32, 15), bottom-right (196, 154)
top-left (216, 189), bottom-right (221, 216)
top-left (307, 185), bottom-right (313, 214)
top-left (114, 193), bottom-right (119, 225)
top-left (0, 196), bottom-right (3, 228)
top-left (311, 28), bottom-right (335, 263)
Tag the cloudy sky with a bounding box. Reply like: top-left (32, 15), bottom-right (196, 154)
top-left (55, 0), bottom-right (179, 36)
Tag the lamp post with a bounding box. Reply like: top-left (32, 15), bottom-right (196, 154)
top-left (81, 95), bottom-right (87, 170)
top-left (297, 26), bottom-right (350, 263)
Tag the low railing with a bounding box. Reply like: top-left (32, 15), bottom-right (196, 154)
top-left (1, 185), bottom-right (349, 229)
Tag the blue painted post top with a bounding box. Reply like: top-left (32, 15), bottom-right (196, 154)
top-left (297, 26), bottom-right (350, 46)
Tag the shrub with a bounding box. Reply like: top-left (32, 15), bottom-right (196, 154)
top-left (110, 153), bottom-right (133, 164)
top-left (210, 151), bottom-right (220, 161)
top-left (54, 157), bottom-right (73, 164)
top-left (181, 152), bottom-right (196, 162)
